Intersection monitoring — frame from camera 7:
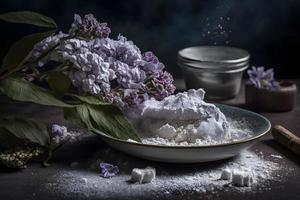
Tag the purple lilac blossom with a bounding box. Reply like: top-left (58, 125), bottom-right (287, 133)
top-left (123, 89), bottom-right (148, 107)
top-left (59, 38), bottom-right (114, 95)
top-left (91, 38), bottom-right (116, 58)
top-left (114, 61), bottom-right (146, 89)
top-left (50, 124), bottom-right (69, 144)
top-left (62, 35), bottom-right (146, 96)
top-left (51, 124), bottom-right (67, 137)
top-left (69, 14), bottom-right (111, 39)
top-left (141, 51), bottom-right (165, 73)
top-left (30, 32), bottom-right (67, 67)
top-left (30, 13), bottom-right (176, 110)
top-left (145, 71), bottom-right (176, 100)
top-left (99, 162), bottom-right (119, 178)
top-left (114, 35), bottom-right (142, 66)
top-left (247, 66), bottom-right (279, 90)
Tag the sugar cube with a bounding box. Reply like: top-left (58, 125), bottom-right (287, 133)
top-left (243, 174), bottom-right (254, 187)
top-left (131, 167), bottom-right (156, 184)
top-left (131, 168), bottom-right (144, 184)
top-left (232, 171), bottom-right (245, 186)
top-left (143, 167), bottom-right (156, 183)
top-left (232, 170), bottom-right (254, 187)
top-left (220, 169), bottom-right (232, 180)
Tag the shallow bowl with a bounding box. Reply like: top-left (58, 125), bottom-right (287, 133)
top-left (95, 104), bottom-right (270, 163)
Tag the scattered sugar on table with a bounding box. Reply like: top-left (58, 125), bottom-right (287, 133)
top-left (44, 150), bottom-right (294, 199)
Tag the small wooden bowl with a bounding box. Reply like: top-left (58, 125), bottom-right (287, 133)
top-left (245, 81), bottom-right (297, 112)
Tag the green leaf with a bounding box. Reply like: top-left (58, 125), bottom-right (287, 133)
top-left (64, 107), bottom-right (87, 129)
top-left (0, 127), bottom-right (26, 149)
top-left (67, 94), bottom-right (111, 105)
top-left (76, 104), bottom-right (94, 129)
top-left (0, 117), bottom-right (50, 147)
top-left (47, 71), bottom-right (71, 96)
top-left (87, 104), bottom-right (140, 141)
top-left (0, 11), bottom-right (57, 28)
top-left (0, 30), bottom-right (55, 74)
top-left (0, 77), bottom-right (74, 107)
top-left (64, 104), bottom-right (93, 130)
top-left (63, 104), bottom-right (140, 142)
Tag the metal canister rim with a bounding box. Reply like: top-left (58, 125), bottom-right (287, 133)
top-left (178, 46), bottom-right (250, 71)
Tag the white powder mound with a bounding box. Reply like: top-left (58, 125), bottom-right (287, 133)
top-left (140, 89), bottom-right (217, 121)
top-left (140, 118), bottom-right (252, 146)
top-left (130, 89), bottom-right (230, 144)
top-left (44, 150), bottom-right (288, 199)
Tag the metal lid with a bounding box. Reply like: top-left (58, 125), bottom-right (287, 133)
top-left (178, 46), bottom-right (250, 71)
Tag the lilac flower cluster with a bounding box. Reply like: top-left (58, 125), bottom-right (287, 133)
top-left (145, 70), bottom-right (176, 101)
top-left (69, 14), bottom-right (111, 39)
top-left (51, 124), bottom-right (68, 144)
top-left (30, 32), bottom-right (67, 67)
top-left (247, 66), bottom-right (279, 90)
top-left (30, 14), bottom-right (176, 109)
top-left (59, 38), bottom-right (114, 94)
top-left (50, 124), bottom-right (77, 144)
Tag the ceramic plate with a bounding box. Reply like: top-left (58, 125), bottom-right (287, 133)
top-left (95, 104), bottom-right (271, 163)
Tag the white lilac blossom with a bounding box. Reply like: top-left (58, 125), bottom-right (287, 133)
top-left (247, 66), bottom-right (279, 90)
top-left (99, 162), bottom-right (119, 178)
top-left (29, 13), bottom-right (176, 109)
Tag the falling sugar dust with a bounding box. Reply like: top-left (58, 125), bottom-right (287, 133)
top-left (44, 150), bottom-right (293, 199)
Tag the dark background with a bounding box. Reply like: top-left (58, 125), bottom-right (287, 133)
top-left (0, 0), bottom-right (300, 78)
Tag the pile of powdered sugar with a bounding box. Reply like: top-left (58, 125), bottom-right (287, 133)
top-left (44, 150), bottom-right (289, 198)
top-left (140, 118), bottom-right (252, 146)
top-left (128, 89), bottom-right (254, 146)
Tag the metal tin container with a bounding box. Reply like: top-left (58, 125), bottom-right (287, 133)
top-left (178, 46), bottom-right (250, 99)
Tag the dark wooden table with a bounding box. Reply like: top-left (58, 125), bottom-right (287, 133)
top-left (0, 80), bottom-right (299, 200)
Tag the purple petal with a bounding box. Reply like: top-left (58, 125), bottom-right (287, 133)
top-left (99, 162), bottom-right (119, 178)
top-left (51, 124), bottom-right (67, 137)
top-left (247, 66), bottom-right (280, 90)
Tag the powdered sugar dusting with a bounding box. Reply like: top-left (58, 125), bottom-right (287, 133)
top-left (44, 150), bottom-right (288, 198)
top-left (151, 150), bottom-right (279, 192)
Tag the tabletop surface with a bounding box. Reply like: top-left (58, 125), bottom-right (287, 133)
top-left (0, 80), bottom-right (299, 200)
